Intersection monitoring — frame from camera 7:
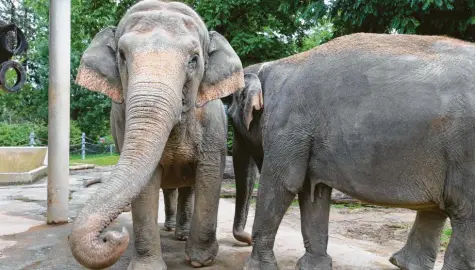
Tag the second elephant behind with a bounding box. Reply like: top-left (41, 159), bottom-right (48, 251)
top-left (228, 33), bottom-right (474, 270)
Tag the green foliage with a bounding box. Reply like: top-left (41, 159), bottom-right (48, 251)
top-left (300, 17), bottom-right (334, 52)
top-left (183, 0), bottom-right (327, 65)
top-left (70, 120), bottom-right (83, 145)
top-left (23, 0), bottom-right (132, 139)
top-left (0, 122), bottom-right (45, 146)
top-left (329, 0), bottom-right (475, 41)
top-left (0, 120), bottom-right (83, 146)
top-left (440, 227), bottom-right (452, 248)
top-left (227, 117), bottom-right (234, 155)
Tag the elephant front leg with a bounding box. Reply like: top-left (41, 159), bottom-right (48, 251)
top-left (128, 167), bottom-right (166, 270)
top-left (245, 156), bottom-right (306, 270)
top-left (296, 181), bottom-right (332, 270)
top-left (185, 153), bottom-right (224, 267)
top-left (175, 186), bottom-right (194, 241)
top-left (163, 188), bottom-right (178, 231)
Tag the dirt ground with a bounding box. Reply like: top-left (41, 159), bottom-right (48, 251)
top-left (0, 165), bottom-right (447, 270)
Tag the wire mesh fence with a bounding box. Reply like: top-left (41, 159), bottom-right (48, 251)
top-left (15, 131), bottom-right (117, 160)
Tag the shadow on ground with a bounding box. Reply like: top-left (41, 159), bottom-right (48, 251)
top-left (0, 221), bottom-right (252, 270)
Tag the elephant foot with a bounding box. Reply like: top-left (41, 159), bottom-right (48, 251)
top-left (175, 229), bottom-right (189, 241)
top-left (127, 255), bottom-right (167, 270)
top-left (243, 253), bottom-right (278, 270)
top-left (295, 253), bottom-right (332, 270)
top-left (185, 239), bottom-right (218, 268)
top-left (389, 248), bottom-right (434, 270)
top-left (163, 220), bottom-right (176, 231)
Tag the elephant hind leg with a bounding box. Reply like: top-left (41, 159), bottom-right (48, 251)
top-left (389, 210), bottom-right (447, 270)
top-left (163, 188), bottom-right (178, 231)
top-left (442, 216), bottom-right (474, 270)
top-left (175, 186), bottom-right (194, 241)
top-left (441, 164), bottom-right (474, 270)
top-left (296, 181), bottom-right (332, 270)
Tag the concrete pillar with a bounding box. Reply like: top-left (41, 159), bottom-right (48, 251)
top-left (47, 0), bottom-right (71, 224)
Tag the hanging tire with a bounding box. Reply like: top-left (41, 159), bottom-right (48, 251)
top-left (0, 60), bottom-right (26, 93)
top-left (0, 24), bottom-right (28, 56)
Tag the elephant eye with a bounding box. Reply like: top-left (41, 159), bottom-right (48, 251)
top-left (119, 50), bottom-right (126, 62)
top-left (188, 54), bottom-right (199, 70)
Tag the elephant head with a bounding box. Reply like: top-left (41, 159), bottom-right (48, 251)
top-left (229, 72), bottom-right (263, 132)
top-left (227, 72), bottom-right (263, 245)
top-left (69, 1), bottom-right (244, 269)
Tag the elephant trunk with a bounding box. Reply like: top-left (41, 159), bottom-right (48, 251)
top-left (69, 82), bottom-right (181, 269)
top-left (232, 134), bottom-right (260, 245)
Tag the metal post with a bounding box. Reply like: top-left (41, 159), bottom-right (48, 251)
top-left (81, 132), bottom-right (85, 160)
top-left (29, 131), bottom-right (35, 147)
top-left (110, 144), bottom-right (113, 155)
top-left (47, 0), bottom-right (71, 224)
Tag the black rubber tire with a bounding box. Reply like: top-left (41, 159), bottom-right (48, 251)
top-left (0, 60), bottom-right (26, 93)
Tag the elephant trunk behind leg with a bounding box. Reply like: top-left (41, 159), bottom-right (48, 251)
top-left (232, 132), bottom-right (259, 245)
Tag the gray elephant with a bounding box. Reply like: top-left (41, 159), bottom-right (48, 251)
top-left (69, 1), bottom-right (244, 269)
top-left (110, 101), bottom-right (194, 241)
top-left (228, 33), bottom-right (475, 270)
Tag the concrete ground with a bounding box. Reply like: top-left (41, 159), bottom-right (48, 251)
top-left (0, 166), bottom-right (446, 270)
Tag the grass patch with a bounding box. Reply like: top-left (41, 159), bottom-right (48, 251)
top-left (70, 154), bottom-right (119, 166)
top-left (332, 202), bottom-right (363, 209)
top-left (440, 227), bottom-right (452, 248)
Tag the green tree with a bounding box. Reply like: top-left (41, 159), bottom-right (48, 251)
top-left (22, 0), bottom-right (137, 139)
top-left (329, 0), bottom-right (475, 41)
top-left (183, 0), bottom-right (327, 66)
top-left (300, 17), bottom-right (334, 51)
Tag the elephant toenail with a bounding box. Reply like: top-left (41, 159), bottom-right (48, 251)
top-left (191, 261), bottom-right (202, 267)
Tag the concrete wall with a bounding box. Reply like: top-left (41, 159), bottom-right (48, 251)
top-left (0, 147), bottom-right (48, 173)
top-left (0, 147), bottom-right (48, 185)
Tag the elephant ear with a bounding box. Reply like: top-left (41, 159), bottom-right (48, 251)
top-left (75, 26), bottom-right (123, 103)
top-left (242, 73), bottom-right (263, 130)
top-left (196, 31), bottom-right (245, 107)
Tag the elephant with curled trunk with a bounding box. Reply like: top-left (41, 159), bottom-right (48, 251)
top-left (110, 101), bottom-right (194, 241)
top-left (69, 1), bottom-right (244, 269)
top-left (229, 33), bottom-right (474, 270)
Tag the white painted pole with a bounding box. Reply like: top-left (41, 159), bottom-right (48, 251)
top-left (81, 132), bottom-right (85, 160)
top-left (47, 0), bottom-right (71, 224)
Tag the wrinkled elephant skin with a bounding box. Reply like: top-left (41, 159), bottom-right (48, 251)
top-left (228, 33), bottom-right (475, 270)
top-left (111, 103), bottom-right (194, 241)
top-left (69, 1), bottom-right (245, 269)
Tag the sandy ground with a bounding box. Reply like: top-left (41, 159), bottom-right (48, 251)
top-left (0, 166), bottom-right (446, 270)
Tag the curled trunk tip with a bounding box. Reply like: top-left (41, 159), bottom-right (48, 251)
top-left (233, 227), bottom-right (252, 245)
top-left (69, 224), bottom-right (130, 269)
